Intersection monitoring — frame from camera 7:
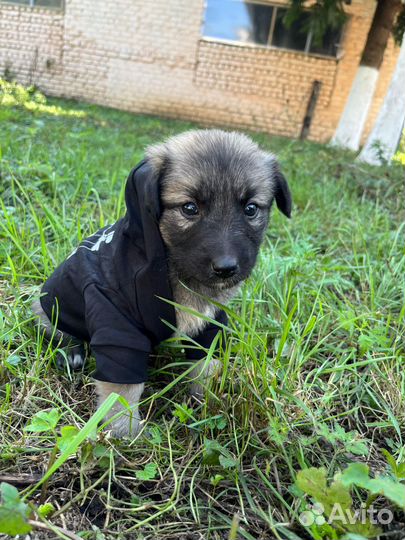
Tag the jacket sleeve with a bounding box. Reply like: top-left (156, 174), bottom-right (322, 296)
top-left (184, 309), bottom-right (228, 361)
top-left (84, 283), bottom-right (152, 384)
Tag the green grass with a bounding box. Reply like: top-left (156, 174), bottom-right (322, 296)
top-left (0, 81), bottom-right (405, 539)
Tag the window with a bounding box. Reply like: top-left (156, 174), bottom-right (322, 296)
top-left (203, 1), bottom-right (274, 45)
top-left (0, 0), bottom-right (63, 8)
top-left (203, 0), bottom-right (343, 58)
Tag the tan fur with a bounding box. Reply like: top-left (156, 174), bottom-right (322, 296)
top-left (168, 275), bottom-right (238, 403)
top-left (32, 298), bottom-right (71, 345)
top-left (189, 358), bottom-right (222, 401)
top-left (95, 381), bottom-right (145, 437)
top-left (32, 299), bottom-right (58, 338)
top-left (147, 129), bottom-right (276, 207)
top-left (159, 210), bottom-right (195, 243)
top-left (170, 278), bottom-right (237, 337)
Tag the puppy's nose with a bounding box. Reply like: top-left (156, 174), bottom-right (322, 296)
top-left (212, 257), bottom-right (239, 278)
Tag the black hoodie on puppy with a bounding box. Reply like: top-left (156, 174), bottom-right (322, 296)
top-left (40, 160), bottom-right (227, 384)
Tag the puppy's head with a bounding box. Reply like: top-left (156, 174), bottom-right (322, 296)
top-left (146, 129), bottom-right (291, 290)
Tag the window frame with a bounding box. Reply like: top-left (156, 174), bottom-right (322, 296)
top-left (202, 0), bottom-right (344, 60)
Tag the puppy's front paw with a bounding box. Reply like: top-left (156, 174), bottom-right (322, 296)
top-left (95, 381), bottom-right (145, 439)
top-left (108, 412), bottom-right (142, 439)
top-left (57, 344), bottom-right (86, 370)
top-left (190, 358), bottom-right (222, 401)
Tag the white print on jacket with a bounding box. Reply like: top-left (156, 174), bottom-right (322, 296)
top-left (67, 225), bottom-right (115, 258)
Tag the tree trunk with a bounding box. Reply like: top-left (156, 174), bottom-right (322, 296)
top-left (331, 0), bottom-right (402, 151)
top-left (361, 0), bottom-right (402, 69)
top-left (358, 35), bottom-right (405, 164)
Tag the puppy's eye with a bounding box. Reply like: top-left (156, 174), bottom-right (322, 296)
top-left (181, 202), bottom-right (199, 216)
top-left (244, 203), bottom-right (258, 218)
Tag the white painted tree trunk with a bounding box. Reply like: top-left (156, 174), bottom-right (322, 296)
top-left (331, 66), bottom-right (379, 151)
top-left (358, 37), bottom-right (405, 165)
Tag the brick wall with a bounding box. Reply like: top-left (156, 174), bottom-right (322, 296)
top-left (0, 0), bottom-right (400, 143)
top-left (195, 40), bottom-right (337, 138)
top-left (0, 3), bottom-right (64, 90)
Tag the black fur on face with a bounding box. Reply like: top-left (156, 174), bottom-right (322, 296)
top-left (146, 129), bottom-right (292, 290)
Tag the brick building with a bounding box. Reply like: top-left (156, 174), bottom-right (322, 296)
top-left (0, 0), bottom-right (400, 142)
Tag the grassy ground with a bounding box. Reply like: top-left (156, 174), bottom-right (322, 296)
top-left (0, 82), bottom-right (405, 540)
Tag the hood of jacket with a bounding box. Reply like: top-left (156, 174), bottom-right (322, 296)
top-left (122, 160), bottom-right (176, 343)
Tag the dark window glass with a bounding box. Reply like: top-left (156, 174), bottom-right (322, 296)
top-left (203, 0), bottom-right (273, 46)
top-left (271, 8), bottom-right (309, 52)
top-left (203, 0), bottom-right (342, 57)
top-left (0, 0), bottom-right (62, 6)
top-left (0, 0), bottom-right (30, 4)
top-left (35, 0), bottom-right (62, 6)
top-left (309, 25), bottom-right (342, 56)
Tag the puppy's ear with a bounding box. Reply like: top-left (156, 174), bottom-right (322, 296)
top-left (265, 155), bottom-right (292, 218)
top-left (144, 143), bottom-right (168, 221)
top-left (274, 166), bottom-right (292, 218)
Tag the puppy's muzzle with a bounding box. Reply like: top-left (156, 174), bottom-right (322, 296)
top-left (211, 256), bottom-right (239, 279)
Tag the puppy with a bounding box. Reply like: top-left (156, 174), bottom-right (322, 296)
top-left (33, 129), bottom-right (292, 437)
